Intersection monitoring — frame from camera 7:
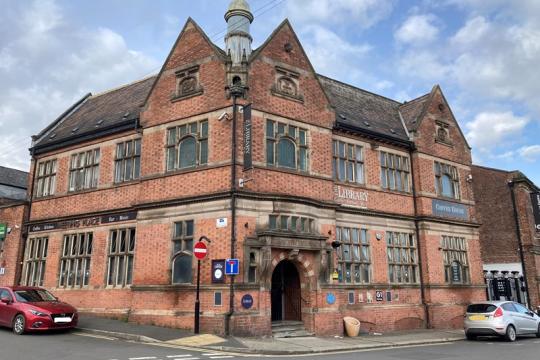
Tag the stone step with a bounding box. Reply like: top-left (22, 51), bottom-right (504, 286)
top-left (272, 329), bottom-right (315, 338)
top-left (271, 321), bottom-right (314, 338)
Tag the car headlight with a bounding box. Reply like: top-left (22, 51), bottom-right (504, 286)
top-left (29, 310), bottom-right (48, 317)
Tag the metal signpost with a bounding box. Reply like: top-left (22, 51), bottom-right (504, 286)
top-left (194, 236), bottom-right (211, 334)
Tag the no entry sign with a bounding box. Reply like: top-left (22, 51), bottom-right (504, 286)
top-left (193, 242), bottom-right (208, 260)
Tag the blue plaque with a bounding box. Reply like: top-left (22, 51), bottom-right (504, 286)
top-left (241, 294), bottom-right (253, 309)
top-left (326, 292), bottom-right (336, 305)
top-left (432, 199), bottom-right (468, 220)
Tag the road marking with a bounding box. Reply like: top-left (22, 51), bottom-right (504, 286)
top-left (167, 356), bottom-right (195, 358)
top-left (73, 333), bottom-right (117, 341)
top-left (208, 357), bottom-right (233, 359)
top-left (129, 357), bottom-right (158, 360)
top-left (202, 354), bottom-right (223, 357)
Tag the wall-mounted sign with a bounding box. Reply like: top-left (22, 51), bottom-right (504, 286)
top-left (531, 192), bottom-right (540, 232)
top-left (28, 211), bottom-right (137, 233)
top-left (212, 260), bottom-right (225, 283)
top-left (241, 294), bottom-right (254, 309)
top-left (375, 290), bottom-right (384, 302)
top-left (334, 185), bottom-right (368, 209)
top-left (216, 218), bottom-right (228, 228)
top-left (451, 261), bottom-right (462, 283)
top-left (0, 223), bottom-right (6, 240)
top-left (225, 259), bottom-right (239, 275)
top-left (243, 104), bottom-right (253, 171)
top-left (0, 268), bottom-right (5, 275)
top-left (432, 199), bottom-right (468, 220)
top-left (326, 292), bottom-right (336, 305)
top-left (386, 291), bottom-right (392, 302)
top-left (332, 270), bottom-right (339, 280)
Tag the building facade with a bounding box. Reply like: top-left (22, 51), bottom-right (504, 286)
top-left (0, 166), bottom-right (29, 286)
top-left (472, 165), bottom-right (540, 310)
top-left (9, 1), bottom-right (486, 336)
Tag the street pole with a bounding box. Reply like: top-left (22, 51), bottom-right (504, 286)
top-left (195, 257), bottom-right (201, 334)
top-left (194, 236), bottom-right (210, 334)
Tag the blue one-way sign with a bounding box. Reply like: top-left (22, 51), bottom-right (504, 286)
top-left (225, 258), bottom-right (239, 275)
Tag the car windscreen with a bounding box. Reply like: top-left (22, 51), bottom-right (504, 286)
top-left (467, 304), bottom-right (497, 313)
top-left (14, 289), bottom-right (56, 303)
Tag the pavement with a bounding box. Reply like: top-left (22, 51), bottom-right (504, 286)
top-left (76, 315), bottom-right (465, 355)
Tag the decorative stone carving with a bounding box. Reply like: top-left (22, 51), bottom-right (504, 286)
top-left (435, 120), bottom-right (452, 146)
top-left (172, 65), bottom-right (203, 101)
top-left (272, 66), bottom-right (303, 102)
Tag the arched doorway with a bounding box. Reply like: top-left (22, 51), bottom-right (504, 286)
top-left (271, 260), bottom-right (301, 322)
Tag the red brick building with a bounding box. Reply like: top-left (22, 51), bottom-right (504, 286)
top-left (0, 166), bottom-right (29, 287)
top-left (9, 1), bottom-right (486, 336)
top-left (472, 165), bottom-right (540, 310)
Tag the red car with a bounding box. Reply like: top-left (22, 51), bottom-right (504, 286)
top-left (0, 286), bottom-right (78, 335)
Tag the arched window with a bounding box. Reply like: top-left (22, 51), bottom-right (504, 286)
top-left (434, 162), bottom-right (460, 199)
top-left (441, 174), bottom-right (454, 198)
top-left (178, 136), bottom-right (196, 168)
top-left (171, 220), bottom-right (194, 284)
top-left (266, 120), bottom-right (308, 171)
top-left (277, 138), bottom-right (296, 168)
top-left (166, 121), bottom-right (208, 171)
top-left (172, 254), bottom-right (192, 284)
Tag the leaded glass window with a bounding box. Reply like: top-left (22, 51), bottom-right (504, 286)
top-left (172, 220), bottom-right (194, 284)
top-left (166, 120), bottom-right (208, 171)
top-left (266, 120), bottom-right (308, 171)
top-left (336, 227), bottom-right (370, 284)
top-left (386, 232), bottom-right (418, 284)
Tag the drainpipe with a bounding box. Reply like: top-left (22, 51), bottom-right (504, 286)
top-left (16, 148), bottom-right (37, 285)
top-left (408, 146), bottom-right (430, 328)
top-left (225, 85), bottom-right (244, 335)
top-left (508, 180), bottom-right (531, 307)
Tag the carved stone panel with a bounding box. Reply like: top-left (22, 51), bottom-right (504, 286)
top-left (271, 66), bottom-right (303, 102)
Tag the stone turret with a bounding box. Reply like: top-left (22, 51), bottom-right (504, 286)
top-left (224, 0), bottom-right (253, 65)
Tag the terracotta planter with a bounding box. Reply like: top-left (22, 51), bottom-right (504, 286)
top-left (343, 316), bottom-right (360, 337)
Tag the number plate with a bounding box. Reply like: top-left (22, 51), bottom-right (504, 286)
top-left (469, 315), bottom-right (487, 321)
top-left (54, 317), bottom-right (72, 323)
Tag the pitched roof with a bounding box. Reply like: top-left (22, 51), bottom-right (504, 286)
top-left (0, 166), bottom-right (28, 189)
top-left (33, 76), bottom-right (157, 152)
top-left (399, 93), bottom-right (430, 132)
top-left (317, 75), bottom-right (410, 142)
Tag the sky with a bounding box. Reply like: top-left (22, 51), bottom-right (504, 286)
top-left (1, 0), bottom-right (539, 184)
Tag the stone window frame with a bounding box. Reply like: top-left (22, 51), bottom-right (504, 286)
top-left (21, 236), bottom-right (48, 287)
top-left (247, 250), bottom-right (258, 283)
top-left (171, 220), bottom-right (194, 284)
top-left (386, 231), bottom-right (419, 284)
top-left (441, 235), bottom-right (470, 284)
top-left (166, 120), bottom-right (209, 172)
top-left (380, 151), bottom-right (411, 193)
top-left (172, 65), bottom-right (203, 102)
top-left (435, 120), bottom-right (452, 146)
top-left (266, 119), bottom-right (308, 172)
top-left (336, 226), bottom-right (371, 284)
top-left (271, 66), bottom-right (304, 102)
top-left (269, 214), bottom-right (315, 234)
top-left (106, 228), bottom-right (136, 287)
top-left (434, 161), bottom-right (460, 200)
top-left (68, 148), bottom-right (100, 192)
top-left (35, 159), bottom-right (57, 198)
top-left (114, 139), bottom-right (141, 183)
top-left (332, 139), bottom-right (365, 185)
top-left (58, 232), bottom-right (93, 288)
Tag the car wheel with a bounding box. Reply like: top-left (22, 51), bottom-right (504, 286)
top-left (504, 325), bottom-right (516, 342)
top-left (536, 324), bottom-right (540, 338)
top-left (466, 332), bottom-right (477, 341)
top-left (12, 314), bottom-right (25, 335)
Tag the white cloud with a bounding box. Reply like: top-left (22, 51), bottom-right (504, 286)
top-left (395, 14), bottom-right (439, 44)
top-left (450, 16), bottom-right (490, 46)
top-left (465, 111), bottom-right (529, 154)
top-left (286, 0), bottom-right (394, 28)
top-left (0, 0), bottom-right (158, 170)
top-left (300, 25), bottom-right (371, 82)
top-left (518, 145), bottom-right (540, 162)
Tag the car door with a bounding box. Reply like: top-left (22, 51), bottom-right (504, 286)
top-left (514, 303), bottom-right (537, 333)
top-left (0, 289), bottom-right (14, 326)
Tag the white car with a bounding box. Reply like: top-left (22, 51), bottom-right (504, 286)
top-left (464, 301), bottom-right (540, 341)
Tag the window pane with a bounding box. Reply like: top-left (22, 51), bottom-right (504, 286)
top-left (173, 256), bottom-right (192, 283)
top-left (200, 139), bottom-right (208, 165)
top-left (299, 148), bottom-right (307, 171)
top-left (179, 137), bottom-right (197, 168)
top-left (266, 120), bottom-right (274, 137)
top-left (186, 220), bottom-right (194, 237)
top-left (266, 140), bottom-right (274, 165)
top-left (299, 130), bottom-right (306, 145)
top-left (167, 147), bottom-right (176, 171)
top-left (201, 121), bottom-right (208, 138)
top-left (277, 138), bottom-right (296, 168)
top-left (167, 128), bottom-right (176, 146)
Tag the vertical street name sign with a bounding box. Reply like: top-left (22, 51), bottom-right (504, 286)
top-left (243, 104), bottom-right (253, 171)
top-left (531, 192), bottom-right (540, 232)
